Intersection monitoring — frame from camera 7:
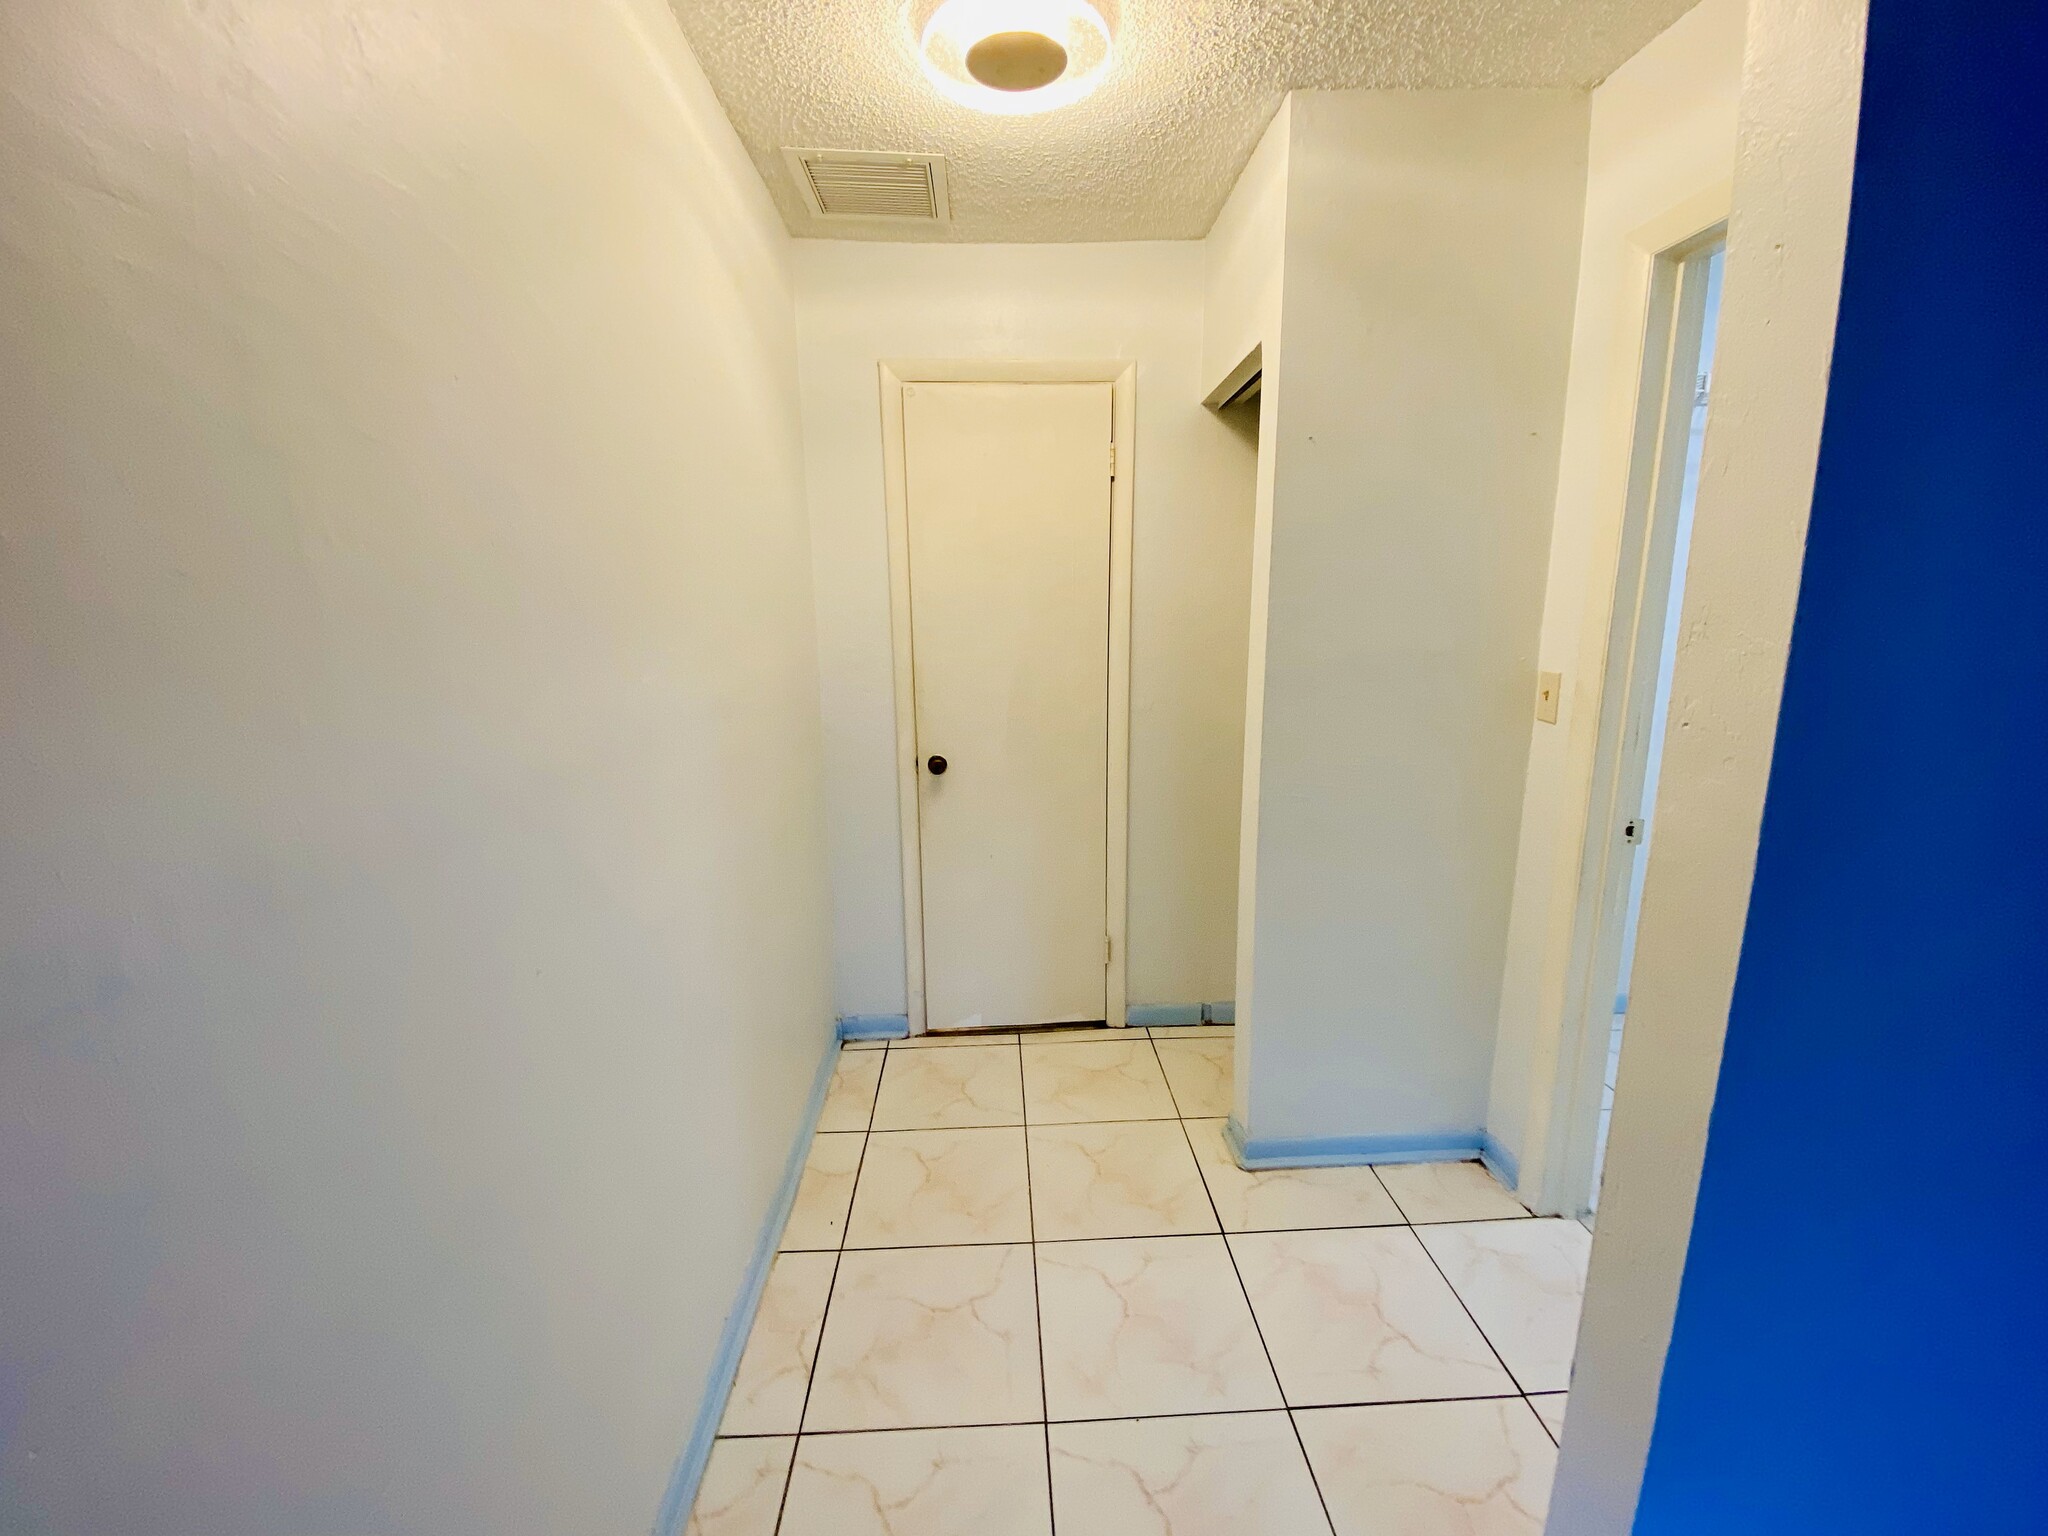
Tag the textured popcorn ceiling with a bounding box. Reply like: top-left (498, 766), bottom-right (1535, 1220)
top-left (666, 0), bottom-right (1700, 242)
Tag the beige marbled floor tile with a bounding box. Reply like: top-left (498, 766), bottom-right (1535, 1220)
top-left (1021, 1040), bottom-right (1177, 1124)
top-left (1153, 1037), bottom-right (1234, 1117)
top-left (1048, 1412), bottom-right (1332, 1536)
top-left (892, 1031), bottom-right (1019, 1048)
top-left (803, 1245), bottom-right (1042, 1431)
top-left (782, 1132), bottom-right (865, 1250)
top-left (1415, 1218), bottom-right (1590, 1393)
top-left (1295, 1398), bottom-right (1556, 1536)
top-left (819, 1050), bottom-right (886, 1134)
top-left (1015, 1025), bottom-right (1120, 1044)
top-left (778, 1425), bottom-right (1051, 1536)
top-left (1531, 1392), bottom-right (1568, 1440)
top-left (844, 1038), bottom-right (890, 1050)
top-left (686, 1436), bottom-right (794, 1536)
top-left (1374, 1160), bottom-right (1529, 1223)
top-left (1028, 1121), bottom-right (1218, 1241)
top-left (1230, 1227), bottom-right (1514, 1405)
top-left (720, 1251), bottom-right (837, 1435)
top-left (1184, 1119), bottom-right (1404, 1232)
top-left (1147, 1024), bottom-right (1235, 1040)
top-left (1036, 1234), bottom-right (1280, 1420)
top-left (871, 1045), bottom-right (1023, 1131)
top-left (845, 1128), bottom-right (1032, 1248)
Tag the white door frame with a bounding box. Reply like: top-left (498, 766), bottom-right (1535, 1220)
top-left (878, 360), bottom-right (1136, 1037)
top-left (1536, 218), bottom-right (1726, 1218)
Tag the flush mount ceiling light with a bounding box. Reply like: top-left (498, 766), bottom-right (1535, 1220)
top-left (914, 0), bottom-right (1115, 116)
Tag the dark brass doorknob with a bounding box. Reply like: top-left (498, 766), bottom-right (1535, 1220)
top-left (927, 755), bottom-right (948, 775)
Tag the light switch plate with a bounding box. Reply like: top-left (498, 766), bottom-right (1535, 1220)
top-left (1536, 670), bottom-right (1562, 724)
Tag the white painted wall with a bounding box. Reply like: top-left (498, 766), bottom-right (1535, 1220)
top-left (1485, 0), bottom-right (1747, 1184)
top-left (1552, 0), bottom-right (1867, 1521)
top-left (793, 241), bottom-right (1256, 1018)
top-left (0, 3), bottom-right (830, 1533)
top-left (1202, 103), bottom-right (1292, 1069)
top-left (1232, 90), bottom-right (1588, 1145)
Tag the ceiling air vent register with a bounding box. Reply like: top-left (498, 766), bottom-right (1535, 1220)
top-left (785, 149), bottom-right (951, 222)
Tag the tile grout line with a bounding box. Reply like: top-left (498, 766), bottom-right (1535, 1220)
top-left (777, 1217), bottom-right (1496, 1253)
top-left (1182, 1047), bottom-right (1568, 1493)
top-left (765, 1046), bottom-right (881, 1536)
top-left (1406, 1200), bottom-right (1540, 1410)
top-left (1354, 1103), bottom-right (1561, 1444)
top-left (714, 1390), bottom-right (1543, 1440)
top-left (1147, 1031), bottom-right (1341, 1536)
top-left (777, 1207), bottom-right (1547, 1255)
top-left (1015, 1036), bottom-right (1058, 1536)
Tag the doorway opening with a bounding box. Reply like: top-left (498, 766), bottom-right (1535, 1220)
top-left (1559, 232), bottom-right (1726, 1221)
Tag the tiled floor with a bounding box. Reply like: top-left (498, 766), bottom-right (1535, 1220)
top-left (691, 1025), bottom-right (1589, 1535)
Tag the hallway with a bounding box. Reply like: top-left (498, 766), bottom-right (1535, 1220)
top-left (690, 1028), bottom-right (1590, 1535)
top-left (14, 0), bottom-right (2027, 1524)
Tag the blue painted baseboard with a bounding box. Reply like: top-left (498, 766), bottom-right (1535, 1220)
top-left (836, 1013), bottom-right (909, 1041)
top-left (1126, 1002), bottom-right (1202, 1026)
top-left (1478, 1133), bottom-right (1521, 1193)
top-left (652, 1033), bottom-right (842, 1536)
top-left (1224, 1115), bottom-right (1485, 1170)
top-left (1125, 1001), bottom-right (1235, 1027)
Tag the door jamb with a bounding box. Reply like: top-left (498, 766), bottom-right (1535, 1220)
top-left (1533, 214), bottom-right (1727, 1218)
top-left (877, 359), bottom-right (1136, 1038)
top-left (1515, 184), bottom-right (1731, 1213)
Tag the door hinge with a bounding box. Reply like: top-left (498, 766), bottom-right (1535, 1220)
top-left (1104, 933), bottom-right (1113, 966)
top-left (1108, 441), bottom-right (1117, 480)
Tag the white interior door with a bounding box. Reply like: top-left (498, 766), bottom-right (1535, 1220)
top-left (903, 381), bottom-right (1112, 1032)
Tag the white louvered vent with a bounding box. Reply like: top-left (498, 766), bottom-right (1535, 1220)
top-left (784, 149), bottom-right (950, 223)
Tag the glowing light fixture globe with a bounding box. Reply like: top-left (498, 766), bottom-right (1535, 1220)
top-left (915, 0), bottom-right (1115, 116)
